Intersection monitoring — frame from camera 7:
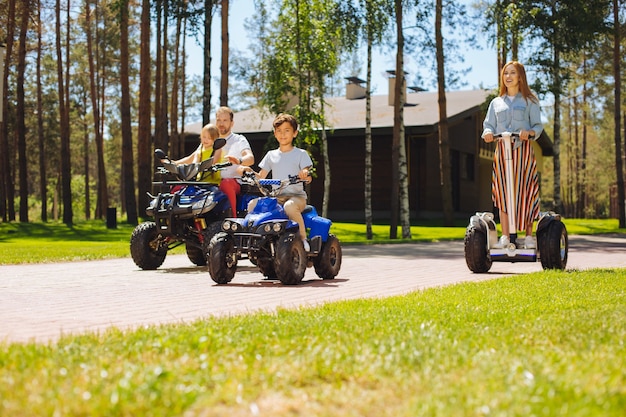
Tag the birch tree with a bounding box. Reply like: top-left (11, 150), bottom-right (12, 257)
top-left (360, 0), bottom-right (391, 239)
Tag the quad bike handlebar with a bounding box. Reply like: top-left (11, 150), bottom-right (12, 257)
top-left (241, 171), bottom-right (305, 197)
top-left (154, 146), bottom-right (232, 182)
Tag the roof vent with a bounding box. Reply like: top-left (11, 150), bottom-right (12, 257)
top-left (345, 76), bottom-right (366, 100)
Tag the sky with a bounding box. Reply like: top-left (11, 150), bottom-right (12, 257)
top-left (185, 0), bottom-right (499, 113)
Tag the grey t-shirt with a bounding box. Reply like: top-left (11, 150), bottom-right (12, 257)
top-left (258, 147), bottom-right (313, 198)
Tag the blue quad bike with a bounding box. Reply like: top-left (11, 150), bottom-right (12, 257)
top-left (207, 172), bottom-right (342, 285)
top-left (464, 132), bottom-right (568, 273)
top-left (130, 139), bottom-right (262, 270)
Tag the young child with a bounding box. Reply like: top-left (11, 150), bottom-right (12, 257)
top-left (171, 123), bottom-right (222, 183)
top-left (246, 113), bottom-right (313, 251)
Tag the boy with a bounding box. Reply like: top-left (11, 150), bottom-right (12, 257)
top-left (247, 113), bottom-right (313, 251)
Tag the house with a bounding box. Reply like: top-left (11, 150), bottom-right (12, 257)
top-left (183, 79), bottom-right (553, 221)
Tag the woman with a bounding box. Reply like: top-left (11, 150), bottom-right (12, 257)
top-left (481, 61), bottom-right (543, 248)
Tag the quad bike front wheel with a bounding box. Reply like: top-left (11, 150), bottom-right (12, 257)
top-left (314, 234), bottom-right (342, 279)
top-left (464, 225), bottom-right (492, 273)
top-left (538, 220), bottom-right (568, 270)
top-left (275, 233), bottom-right (307, 285)
top-left (130, 221), bottom-right (168, 270)
top-left (208, 232), bottom-right (237, 284)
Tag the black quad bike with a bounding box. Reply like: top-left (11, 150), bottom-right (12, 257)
top-left (464, 132), bottom-right (568, 273)
top-left (207, 172), bottom-right (342, 285)
top-left (130, 138), bottom-right (256, 270)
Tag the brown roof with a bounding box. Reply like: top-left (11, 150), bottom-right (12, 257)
top-left (186, 89), bottom-right (490, 134)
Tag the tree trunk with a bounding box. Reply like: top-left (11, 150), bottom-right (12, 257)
top-left (436, 0), bottom-right (454, 226)
top-left (220, 0), bottom-right (229, 106)
top-left (170, 3), bottom-right (182, 158)
top-left (36, 0), bottom-right (47, 221)
top-left (120, 0), bottom-right (138, 226)
top-left (85, 0), bottom-right (108, 219)
top-left (160, 1), bottom-right (170, 155)
top-left (137, 0), bottom-right (152, 217)
top-left (1, 0), bottom-right (17, 222)
top-left (365, 33), bottom-right (373, 240)
top-left (390, 0), bottom-right (402, 239)
top-left (203, 0), bottom-right (214, 124)
top-left (56, 0), bottom-right (72, 226)
top-left (154, 0), bottom-right (169, 155)
top-left (613, 0), bottom-right (625, 227)
top-left (552, 47), bottom-right (562, 213)
top-left (154, 0), bottom-right (163, 157)
top-left (320, 99), bottom-right (330, 218)
top-left (82, 94), bottom-right (90, 219)
top-left (180, 17), bottom-right (188, 161)
top-left (581, 56), bottom-right (588, 218)
top-left (16, 0), bottom-right (30, 222)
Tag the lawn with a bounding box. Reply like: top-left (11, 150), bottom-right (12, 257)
top-left (1, 218), bottom-right (624, 415)
top-left (0, 269), bottom-right (624, 416)
top-left (0, 217), bottom-right (623, 264)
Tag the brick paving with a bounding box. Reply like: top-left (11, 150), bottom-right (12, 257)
top-left (1, 234), bottom-right (625, 344)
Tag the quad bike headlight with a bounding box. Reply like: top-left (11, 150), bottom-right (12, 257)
top-left (257, 222), bottom-right (284, 235)
top-left (191, 195), bottom-right (215, 215)
top-left (223, 220), bottom-right (243, 232)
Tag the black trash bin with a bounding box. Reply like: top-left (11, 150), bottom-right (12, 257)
top-left (106, 207), bottom-right (117, 229)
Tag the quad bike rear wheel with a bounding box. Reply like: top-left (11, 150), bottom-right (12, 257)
top-left (314, 235), bottom-right (342, 279)
top-left (130, 221), bottom-right (168, 270)
top-left (275, 233), bottom-right (307, 285)
top-left (538, 220), bottom-right (568, 270)
top-left (464, 225), bottom-right (492, 273)
top-left (257, 257), bottom-right (277, 279)
top-left (186, 244), bottom-right (206, 266)
top-left (187, 222), bottom-right (223, 266)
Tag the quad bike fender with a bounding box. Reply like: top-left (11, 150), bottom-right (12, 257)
top-left (468, 212), bottom-right (499, 249)
top-left (303, 205), bottom-right (331, 242)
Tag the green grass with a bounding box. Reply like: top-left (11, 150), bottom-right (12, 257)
top-left (1, 269), bottom-right (624, 416)
top-left (0, 218), bottom-right (624, 265)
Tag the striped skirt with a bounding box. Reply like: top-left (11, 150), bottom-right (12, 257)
top-left (491, 140), bottom-right (540, 231)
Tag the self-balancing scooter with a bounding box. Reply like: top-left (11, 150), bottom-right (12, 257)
top-left (464, 132), bottom-right (568, 273)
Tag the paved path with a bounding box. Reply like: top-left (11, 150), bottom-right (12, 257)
top-left (1, 235), bottom-right (625, 344)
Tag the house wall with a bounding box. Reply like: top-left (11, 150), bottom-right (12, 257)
top-left (287, 111), bottom-right (486, 220)
top-left (181, 110), bottom-right (490, 221)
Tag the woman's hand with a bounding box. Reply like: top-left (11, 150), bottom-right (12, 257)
top-left (519, 130), bottom-right (535, 141)
top-left (483, 133), bottom-right (494, 143)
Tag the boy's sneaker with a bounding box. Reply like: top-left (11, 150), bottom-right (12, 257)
top-left (524, 235), bottom-right (536, 249)
top-left (497, 235), bottom-right (510, 248)
top-left (302, 239), bottom-right (310, 252)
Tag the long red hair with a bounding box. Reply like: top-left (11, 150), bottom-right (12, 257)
top-left (499, 61), bottom-right (538, 104)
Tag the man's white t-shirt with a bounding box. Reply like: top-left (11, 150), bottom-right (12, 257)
top-left (220, 132), bottom-right (251, 179)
